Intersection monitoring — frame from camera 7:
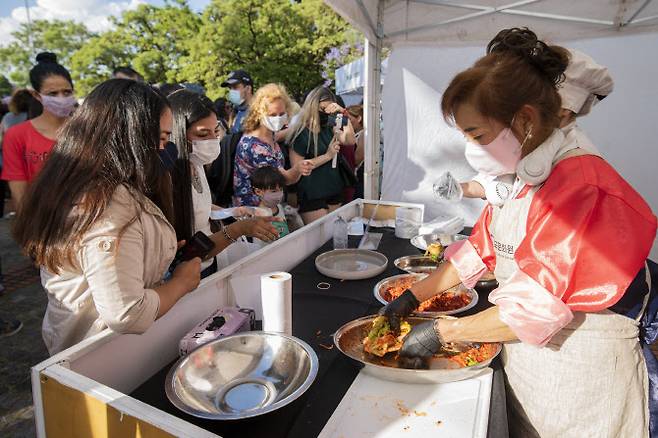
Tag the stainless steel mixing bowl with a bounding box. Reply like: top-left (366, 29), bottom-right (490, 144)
top-left (165, 331), bottom-right (319, 420)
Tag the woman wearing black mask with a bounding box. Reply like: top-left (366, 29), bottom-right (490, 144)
top-left (286, 87), bottom-right (355, 224)
top-left (167, 89), bottom-right (279, 278)
top-left (13, 79), bottom-right (201, 355)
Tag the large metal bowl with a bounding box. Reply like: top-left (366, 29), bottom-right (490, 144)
top-left (410, 233), bottom-right (469, 252)
top-left (373, 273), bottom-right (479, 316)
top-left (334, 315), bottom-right (501, 384)
top-left (165, 332), bottom-right (319, 420)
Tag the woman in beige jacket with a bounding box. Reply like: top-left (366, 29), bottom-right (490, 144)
top-left (14, 80), bottom-right (201, 355)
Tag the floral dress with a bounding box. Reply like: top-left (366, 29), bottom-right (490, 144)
top-left (232, 135), bottom-right (285, 206)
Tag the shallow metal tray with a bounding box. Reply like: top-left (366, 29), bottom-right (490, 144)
top-left (410, 233), bottom-right (469, 252)
top-left (373, 273), bottom-right (478, 317)
top-left (334, 315), bottom-right (501, 384)
top-left (394, 255), bottom-right (440, 274)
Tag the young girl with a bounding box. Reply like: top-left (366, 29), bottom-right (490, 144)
top-left (1, 52), bottom-right (76, 209)
top-left (250, 166), bottom-right (290, 243)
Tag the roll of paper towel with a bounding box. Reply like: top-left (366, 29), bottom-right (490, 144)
top-left (395, 207), bottom-right (422, 239)
top-left (260, 272), bottom-right (292, 335)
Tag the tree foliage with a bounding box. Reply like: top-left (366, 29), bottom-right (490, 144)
top-left (0, 19), bottom-right (93, 87)
top-left (70, 0), bottom-right (202, 95)
top-left (0, 0), bottom-right (359, 99)
top-left (181, 0), bottom-right (358, 99)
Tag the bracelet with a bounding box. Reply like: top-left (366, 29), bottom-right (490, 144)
top-left (222, 224), bottom-right (237, 243)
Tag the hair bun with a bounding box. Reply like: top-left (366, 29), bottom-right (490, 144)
top-left (486, 28), bottom-right (568, 85)
top-left (36, 52), bottom-right (58, 64)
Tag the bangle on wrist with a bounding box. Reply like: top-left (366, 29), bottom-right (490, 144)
top-left (222, 224), bottom-right (237, 243)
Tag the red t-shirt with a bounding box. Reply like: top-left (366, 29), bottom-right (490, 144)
top-left (1, 120), bottom-right (56, 182)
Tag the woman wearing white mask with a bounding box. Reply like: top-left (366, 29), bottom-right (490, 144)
top-left (1, 52), bottom-right (76, 210)
top-left (168, 90), bottom-right (278, 277)
top-left (232, 83), bottom-right (314, 207)
top-left (382, 28), bottom-right (657, 437)
top-left (435, 47), bottom-right (614, 207)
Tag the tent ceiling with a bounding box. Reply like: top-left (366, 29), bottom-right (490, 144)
top-left (325, 0), bottom-right (658, 45)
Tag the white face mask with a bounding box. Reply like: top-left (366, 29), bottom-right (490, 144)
top-left (190, 138), bottom-right (221, 166)
top-left (464, 128), bottom-right (523, 177)
top-left (262, 114), bottom-right (288, 132)
top-left (228, 89), bottom-right (244, 105)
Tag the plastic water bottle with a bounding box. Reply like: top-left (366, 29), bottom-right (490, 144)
top-left (333, 216), bottom-right (348, 249)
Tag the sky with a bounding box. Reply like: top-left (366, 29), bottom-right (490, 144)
top-left (0, 0), bottom-right (211, 45)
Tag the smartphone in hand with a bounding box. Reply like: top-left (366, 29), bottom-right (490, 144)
top-left (169, 232), bottom-right (215, 272)
top-left (327, 113), bottom-right (348, 130)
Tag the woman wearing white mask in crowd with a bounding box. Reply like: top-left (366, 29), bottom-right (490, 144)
top-left (383, 28), bottom-right (657, 437)
top-left (1, 52), bottom-right (77, 210)
top-left (232, 83), bottom-right (314, 207)
top-left (168, 89), bottom-right (279, 277)
top-left (434, 47), bottom-right (614, 206)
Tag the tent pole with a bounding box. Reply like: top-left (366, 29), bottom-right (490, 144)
top-left (364, 1), bottom-right (383, 200)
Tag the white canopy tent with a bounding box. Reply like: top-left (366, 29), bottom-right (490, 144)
top-left (325, 0), bottom-right (658, 257)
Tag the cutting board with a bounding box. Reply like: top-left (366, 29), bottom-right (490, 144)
top-left (318, 368), bottom-right (493, 438)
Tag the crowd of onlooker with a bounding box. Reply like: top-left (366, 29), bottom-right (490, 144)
top-left (0, 52), bottom-right (365, 351)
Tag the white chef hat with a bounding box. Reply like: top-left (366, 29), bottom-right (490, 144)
top-left (558, 49), bottom-right (614, 117)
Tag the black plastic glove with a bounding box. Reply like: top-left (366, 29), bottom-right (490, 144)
top-left (399, 320), bottom-right (442, 359)
top-left (378, 289), bottom-right (420, 333)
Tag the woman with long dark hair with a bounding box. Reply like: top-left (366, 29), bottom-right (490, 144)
top-left (13, 79), bottom-right (201, 355)
top-left (167, 89), bottom-right (279, 278)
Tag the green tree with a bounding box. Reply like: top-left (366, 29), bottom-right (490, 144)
top-left (181, 0), bottom-right (358, 99)
top-left (0, 20), bottom-right (93, 87)
top-left (70, 0), bottom-right (202, 95)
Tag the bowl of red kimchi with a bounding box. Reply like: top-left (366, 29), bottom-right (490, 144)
top-left (373, 273), bottom-right (478, 317)
top-left (334, 315), bottom-right (501, 383)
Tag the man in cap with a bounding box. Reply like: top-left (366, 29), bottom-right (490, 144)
top-left (222, 70), bottom-right (254, 133)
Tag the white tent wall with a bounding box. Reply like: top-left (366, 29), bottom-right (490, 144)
top-left (380, 42), bottom-right (486, 226)
top-left (381, 31), bottom-right (658, 259)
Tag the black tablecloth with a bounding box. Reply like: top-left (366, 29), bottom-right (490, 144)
top-left (130, 229), bottom-right (509, 437)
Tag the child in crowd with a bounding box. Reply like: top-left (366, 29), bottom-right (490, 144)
top-left (251, 166), bottom-right (290, 244)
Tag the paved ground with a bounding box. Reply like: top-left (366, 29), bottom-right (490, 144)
top-left (0, 214), bottom-right (47, 438)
